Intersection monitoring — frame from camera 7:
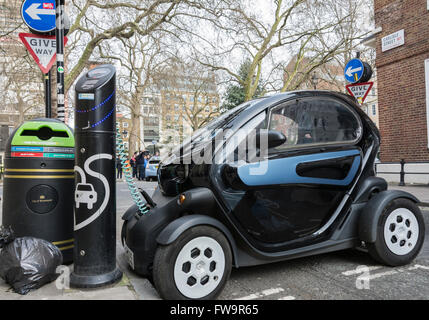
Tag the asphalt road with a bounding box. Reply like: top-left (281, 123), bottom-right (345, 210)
top-left (1, 181), bottom-right (429, 300)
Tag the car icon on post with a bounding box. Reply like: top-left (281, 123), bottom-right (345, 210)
top-left (75, 183), bottom-right (97, 209)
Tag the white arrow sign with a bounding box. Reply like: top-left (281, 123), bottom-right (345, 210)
top-left (345, 66), bottom-right (362, 78)
top-left (25, 3), bottom-right (55, 20)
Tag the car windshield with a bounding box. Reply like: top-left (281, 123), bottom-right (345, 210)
top-left (162, 98), bottom-right (265, 163)
top-left (186, 99), bottom-right (264, 148)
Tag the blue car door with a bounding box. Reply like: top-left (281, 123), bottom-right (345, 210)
top-left (227, 96), bottom-right (363, 249)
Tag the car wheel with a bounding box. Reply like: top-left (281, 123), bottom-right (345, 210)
top-left (368, 198), bottom-right (425, 266)
top-left (153, 225), bottom-right (232, 300)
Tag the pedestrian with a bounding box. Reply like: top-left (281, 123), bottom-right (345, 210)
top-left (136, 151), bottom-right (146, 181)
top-left (130, 152), bottom-right (138, 179)
top-left (116, 158), bottom-right (123, 180)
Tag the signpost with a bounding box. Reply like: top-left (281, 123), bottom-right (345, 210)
top-left (21, 0), bottom-right (56, 34)
top-left (19, 33), bottom-right (68, 118)
top-left (20, 0), bottom-right (69, 122)
top-left (345, 82), bottom-right (374, 104)
top-left (55, 0), bottom-right (66, 122)
top-left (344, 56), bottom-right (374, 105)
top-left (344, 58), bottom-right (365, 83)
top-left (18, 33), bottom-right (68, 74)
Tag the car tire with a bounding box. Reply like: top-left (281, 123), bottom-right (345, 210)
top-left (367, 198), bottom-right (425, 266)
top-left (153, 225), bottom-right (232, 300)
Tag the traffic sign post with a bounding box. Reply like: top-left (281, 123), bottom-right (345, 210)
top-left (19, 33), bottom-right (68, 118)
top-left (345, 82), bottom-right (374, 104)
top-left (21, 0), bottom-right (56, 34)
top-left (344, 58), bottom-right (373, 84)
top-left (18, 33), bottom-right (68, 74)
top-left (55, 0), bottom-right (66, 123)
top-left (344, 58), bottom-right (364, 83)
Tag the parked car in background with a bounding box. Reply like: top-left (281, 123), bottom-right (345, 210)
top-left (145, 156), bottom-right (160, 181)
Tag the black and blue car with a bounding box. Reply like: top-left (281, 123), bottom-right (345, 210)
top-left (122, 90), bottom-right (425, 300)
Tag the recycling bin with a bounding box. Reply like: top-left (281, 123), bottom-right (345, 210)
top-left (2, 118), bottom-right (75, 263)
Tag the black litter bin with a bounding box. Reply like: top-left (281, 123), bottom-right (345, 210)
top-left (2, 118), bottom-right (75, 263)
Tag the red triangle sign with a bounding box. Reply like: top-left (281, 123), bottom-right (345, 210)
top-left (18, 33), bottom-right (68, 74)
top-left (345, 82), bottom-right (374, 104)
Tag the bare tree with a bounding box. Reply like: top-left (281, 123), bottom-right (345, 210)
top-left (0, 11), bottom-right (44, 124)
top-left (65, 0), bottom-right (197, 95)
top-left (155, 61), bottom-right (219, 133)
top-left (187, 0), bottom-right (371, 101)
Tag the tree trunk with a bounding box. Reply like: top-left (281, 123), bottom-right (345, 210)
top-left (129, 112), bottom-right (141, 155)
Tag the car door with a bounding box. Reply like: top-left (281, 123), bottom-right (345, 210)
top-left (226, 96), bottom-right (363, 251)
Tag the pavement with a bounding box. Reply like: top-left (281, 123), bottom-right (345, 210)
top-left (0, 180), bottom-right (428, 300)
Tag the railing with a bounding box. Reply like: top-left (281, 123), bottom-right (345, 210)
top-left (375, 159), bottom-right (429, 186)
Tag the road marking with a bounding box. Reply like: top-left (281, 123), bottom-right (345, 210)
top-left (342, 266), bottom-right (382, 276)
top-left (342, 264), bottom-right (429, 281)
top-left (235, 287), bottom-right (284, 300)
top-left (278, 296), bottom-right (296, 300)
top-left (408, 264), bottom-right (429, 271)
top-left (367, 270), bottom-right (398, 280)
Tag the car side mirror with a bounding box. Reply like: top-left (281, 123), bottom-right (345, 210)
top-left (255, 130), bottom-right (287, 149)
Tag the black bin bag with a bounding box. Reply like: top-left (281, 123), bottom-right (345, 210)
top-left (0, 226), bottom-right (63, 295)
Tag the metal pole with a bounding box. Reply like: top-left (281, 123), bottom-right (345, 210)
top-left (44, 70), bottom-right (52, 118)
top-left (399, 159), bottom-right (405, 186)
top-left (55, 0), bottom-right (65, 122)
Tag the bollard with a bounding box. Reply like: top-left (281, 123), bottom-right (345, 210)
top-left (399, 159), bottom-right (405, 186)
top-left (70, 64), bottom-right (122, 288)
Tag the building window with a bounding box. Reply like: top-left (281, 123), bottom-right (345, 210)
top-left (372, 105), bottom-right (376, 116)
top-left (123, 122), bottom-right (129, 128)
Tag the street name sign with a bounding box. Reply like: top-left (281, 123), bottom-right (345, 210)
top-left (19, 33), bottom-right (68, 74)
top-left (381, 29), bottom-right (404, 52)
top-left (345, 82), bottom-right (374, 104)
top-left (344, 58), bottom-right (364, 83)
top-left (21, 0), bottom-right (56, 34)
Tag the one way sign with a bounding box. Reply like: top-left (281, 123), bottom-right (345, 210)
top-left (18, 33), bottom-right (68, 74)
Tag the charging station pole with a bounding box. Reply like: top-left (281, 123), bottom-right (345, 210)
top-left (70, 64), bottom-right (122, 288)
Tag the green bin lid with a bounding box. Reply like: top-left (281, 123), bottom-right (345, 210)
top-left (11, 119), bottom-right (74, 148)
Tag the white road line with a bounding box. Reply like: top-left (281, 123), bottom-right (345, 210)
top-left (235, 287), bottom-right (284, 300)
top-left (342, 266), bottom-right (382, 276)
top-left (367, 270), bottom-right (398, 280)
top-left (278, 296), bottom-right (296, 300)
top-left (408, 264), bottom-right (429, 271)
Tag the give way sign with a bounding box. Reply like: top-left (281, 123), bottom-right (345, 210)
top-left (18, 33), bottom-right (68, 74)
top-left (345, 82), bottom-right (374, 104)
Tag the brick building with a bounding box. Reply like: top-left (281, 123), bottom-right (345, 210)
top-left (372, 0), bottom-right (429, 162)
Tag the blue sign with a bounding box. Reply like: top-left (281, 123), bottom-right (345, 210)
top-left (344, 58), bottom-right (364, 84)
top-left (21, 0), bottom-right (56, 33)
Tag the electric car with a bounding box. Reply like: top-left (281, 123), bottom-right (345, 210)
top-left (145, 156), bottom-right (160, 181)
top-left (122, 91), bottom-right (425, 300)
